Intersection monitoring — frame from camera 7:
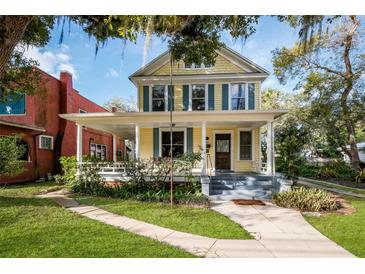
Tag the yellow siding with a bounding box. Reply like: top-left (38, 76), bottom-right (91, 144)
top-left (138, 126), bottom-right (260, 172)
top-left (215, 84), bottom-right (222, 111)
top-left (153, 54), bottom-right (246, 75)
top-left (138, 85), bottom-right (143, 112)
top-left (137, 82), bottom-right (260, 112)
top-left (205, 127), bottom-right (260, 172)
top-left (140, 128), bottom-right (153, 159)
top-left (193, 127), bottom-right (202, 153)
top-left (174, 85), bottom-right (183, 111)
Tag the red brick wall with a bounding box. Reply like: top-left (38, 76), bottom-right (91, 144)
top-left (0, 70), bottom-right (124, 184)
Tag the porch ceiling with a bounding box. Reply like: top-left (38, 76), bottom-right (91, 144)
top-left (59, 109), bottom-right (287, 138)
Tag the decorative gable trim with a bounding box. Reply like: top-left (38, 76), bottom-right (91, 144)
top-left (129, 47), bottom-right (269, 86)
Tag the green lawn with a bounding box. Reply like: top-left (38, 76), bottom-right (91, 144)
top-left (304, 196), bottom-right (365, 257)
top-left (0, 182), bottom-right (195, 257)
top-left (76, 196), bottom-right (252, 239)
top-left (299, 177), bottom-right (365, 195)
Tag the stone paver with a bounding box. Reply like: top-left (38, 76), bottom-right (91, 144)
top-left (39, 190), bottom-right (354, 258)
top-left (211, 201), bottom-right (354, 258)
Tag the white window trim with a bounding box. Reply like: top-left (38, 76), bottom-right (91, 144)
top-left (237, 128), bottom-right (255, 161)
top-left (90, 143), bottom-right (108, 160)
top-left (212, 130), bottom-right (234, 171)
top-left (159, 128), bottom-right (187, 157)
top-left (189, 84), bottom-right (208, 111)
top-left (228, 82), bottom-right (256, 111)
top-left (39, 135), bottom-right (54, 150)
top-left (184, 62), bottom-right (214, 70)
top-left (150, 84), bottom-right (168, 112)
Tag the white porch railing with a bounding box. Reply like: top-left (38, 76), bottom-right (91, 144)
top-left (79, 162), bottom-right (126, 174)
top-left (77, 161), bottom-right (200, 181)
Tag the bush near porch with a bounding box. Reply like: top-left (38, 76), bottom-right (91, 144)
top-left (59, 153), bottom-right (207, 205)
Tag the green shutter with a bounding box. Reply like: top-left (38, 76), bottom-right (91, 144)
top-left (153, 128), bottom-right (160, 158)
top-left (248, 83), bottom-right (255, 110)
top-left (187, 128), bottom-right (193, 153)
top-left (143, 86), bottom-right (150, 112)
top-left (208, 84), bottom-right (215, 110)
top-left (168, 85), bottom-right (174, 111)
top-left (183, 85), bottom-right (189, 111)
top-left (222, 84), bottom-right (229, 110)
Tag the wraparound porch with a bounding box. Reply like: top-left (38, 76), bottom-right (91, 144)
top-left (60, 110), bottom-right (285, 179)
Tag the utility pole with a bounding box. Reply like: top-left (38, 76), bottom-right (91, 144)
top-left (169, 54), bottom-right (173, 207)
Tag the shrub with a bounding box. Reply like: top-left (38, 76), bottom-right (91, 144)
top-left (59, 156), bottom-right (77, 185)
top-left (275, 120), bottom-right (309, 180)
top-left (69, 152), bottom-right (207, 205)
top-left (273, 187), bottom-right (340, 212)
top-left (0, 135), bottom-right (26, 176)
top-left (297, 160), bottom-right (357, 181)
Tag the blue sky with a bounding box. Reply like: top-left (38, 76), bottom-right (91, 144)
top-left (25, 16), bottom-right (299, 106)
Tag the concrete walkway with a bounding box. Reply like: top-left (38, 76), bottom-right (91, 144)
top-left (211, 201), bottom-right (354, 258)
top-left (39, 191), bottom-right (354, 258)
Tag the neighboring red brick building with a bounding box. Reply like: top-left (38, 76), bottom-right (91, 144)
top-left (0, 70), bottom-right (125, 184)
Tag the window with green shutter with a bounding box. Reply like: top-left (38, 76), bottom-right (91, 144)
top-left (208, 84), bottom-right (215, 110)
top-left (143, 86), bottom-right (150, 112)
top-left (248, 83), bottom-right (255, 110)
top-left (222, 84), bottom-right (229, 110)
top-left (183, 85), bottom-right (189, 111)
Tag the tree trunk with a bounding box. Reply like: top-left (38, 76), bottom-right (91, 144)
top-left (0, 16), bottom-right (34, 79)
top-left (341, 16), bottom-right (361, 169)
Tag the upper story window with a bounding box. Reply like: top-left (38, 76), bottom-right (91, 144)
top-left (231, 83), bottom-right (246, 110)
top-left (151, 85), bottom-right (166, 112)
top-left (184, 63), bottom-right (213, 69)
top-left (191, 84), bottom-right (205, 111)
top-left (0, 94), bottom-right (26, 115)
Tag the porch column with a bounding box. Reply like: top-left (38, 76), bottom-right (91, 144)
top-left (201, 121), bottom-right (207, 175)
top-left (112, 134), bottom-right (117, 162)
top-left (266, 121), bottom-right (275, 175)
top-left (76, 123), bottom-right (83, 163)
top-left (135, 124), bottom-right (140, 159)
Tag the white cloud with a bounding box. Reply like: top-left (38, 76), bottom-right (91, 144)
top-left (106, 68), bottom-right (120, 78)
top-left (23, 44), bottom-right (78, 80)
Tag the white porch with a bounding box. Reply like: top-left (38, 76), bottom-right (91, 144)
top-left (62, 109), bottom-right (286, 179)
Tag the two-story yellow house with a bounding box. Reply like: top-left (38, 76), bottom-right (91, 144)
top-left (61, 47), bottom-right (286, 180)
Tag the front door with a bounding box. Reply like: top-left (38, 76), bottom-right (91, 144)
top-left (215, 134), bottom-right (231, 170)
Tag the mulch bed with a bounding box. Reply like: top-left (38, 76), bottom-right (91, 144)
top-left (232, 199), bottom-right (266, 206)
top-left (324, 194), bottom-right (357, 215)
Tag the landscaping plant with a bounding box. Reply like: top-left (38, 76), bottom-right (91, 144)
top-left (0, 135), bottom-right (26, 177)
top-left (273, 187), bottom-right (340, 212)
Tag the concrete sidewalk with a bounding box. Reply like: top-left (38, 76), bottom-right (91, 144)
top-left (211, 201), bottom-right (354, 258)
top-left (39, 191), bottom-right (354, 258)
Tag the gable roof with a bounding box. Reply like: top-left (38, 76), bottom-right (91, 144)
top-left (129, 46), bottom-right (269, 81)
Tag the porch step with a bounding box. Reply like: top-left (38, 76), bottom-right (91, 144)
top-left (211, 188), bottom-right (272, 196)
top-left (210, 180), bottom-right (272, 187)
top-left (208, 173), bottom-right (274, 201)
top-left (209, 192), bottom-right (272, 201)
